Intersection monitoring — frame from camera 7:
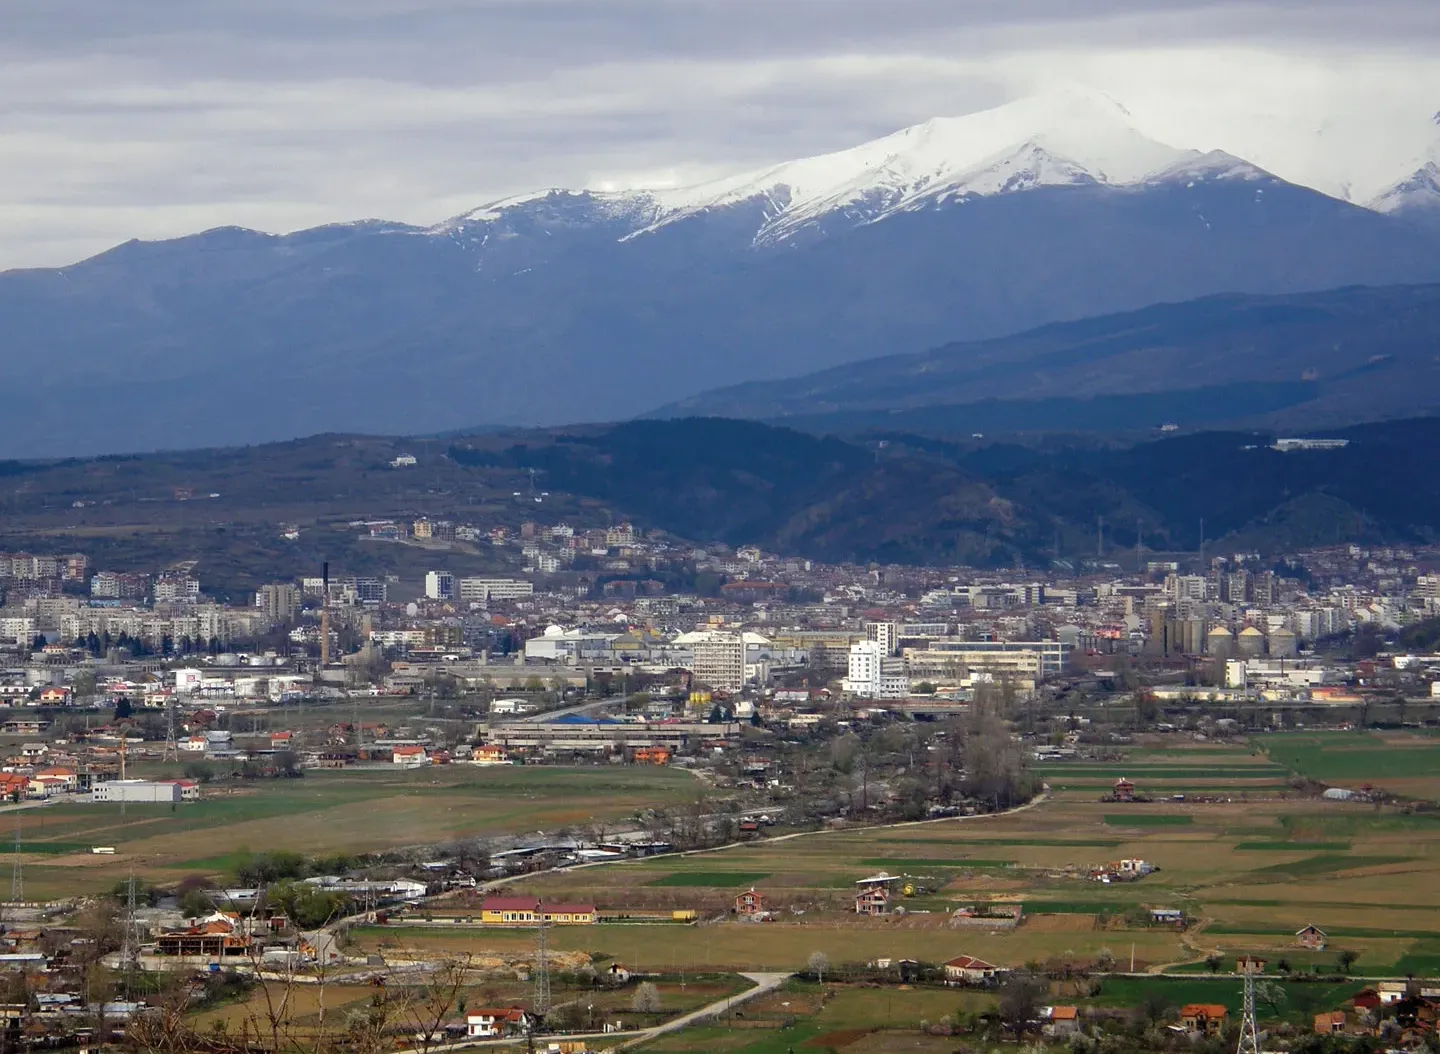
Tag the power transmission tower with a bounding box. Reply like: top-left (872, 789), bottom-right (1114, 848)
top-left (162, 697), bottom-right (179, 761)
top-left (120, 869), bottom-right (138, 992)
top-left (1236, 955), bottom-right (1266, 1054)
top-left (532, 913), bottom-right (551, 1017)
top-left (9, 818), bottom-right (21, 904)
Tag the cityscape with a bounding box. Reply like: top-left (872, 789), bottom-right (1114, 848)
top-left (4, 1), bottom-right (1440, 1052)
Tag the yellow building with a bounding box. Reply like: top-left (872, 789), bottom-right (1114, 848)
top-left (481, 897), bottom-right (595, 925)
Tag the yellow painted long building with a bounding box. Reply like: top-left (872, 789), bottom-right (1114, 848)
top-left (480, 896), bottom-right (596, 925)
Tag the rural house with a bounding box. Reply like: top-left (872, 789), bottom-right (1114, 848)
top-left (466, 1008), bottom-right (532, 1038)
top-left (1315, 1011), bottom-right (1347, 1034)
top-left (1047, 1006), bottom-right (1080, 1035)
top-left (854, 886), bottom-right (891, 916)
top-left (1180, 1004), bottom-right (1228, 1036)
top-left (733, 888), bottom-right (768, 918)
top-left (1113, 777), bottom-right (1135, 802)
top-left (1296, 924), bottom-right (1327, 950)
top-left (943, 955), bottom-right (1001, 985)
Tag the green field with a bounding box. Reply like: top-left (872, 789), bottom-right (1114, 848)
top-left (1247, 854), bottom-right (1412, 878)
top-left (455, 738), bottom-right (1440, 978)
top-left (1256, 731), bottom-right (1440, 800)
top-left (648, 872), bottom-right (772, 888)
top-left (10, 765), bottom-right (699, 898)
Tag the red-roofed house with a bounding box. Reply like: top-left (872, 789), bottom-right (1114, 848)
top-left (0, 774), bottom-right (28, 802)
top-left (392, 745), bottom-right (428, 766)
top-left (1048, 1006), bottom-right (1080, 1035)
top-left (467, 1008), bottom-right (532, 1038)
top-left (733, 888), bottom-right (767, 918)
top-left (480, 897), bottom-right (595, 925)
top-left (1181, 1005), bottom-right (1228, 1036)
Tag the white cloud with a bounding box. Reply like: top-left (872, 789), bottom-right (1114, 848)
top-left (1, 0), bottom-right (1437, 267)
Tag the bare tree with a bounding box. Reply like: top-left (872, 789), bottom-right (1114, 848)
top-left (631, 981), bottom-right (662, 1014)
top-left (808, 951), bottom-right (830, 985)
top-left (998, 974), bottom-right (1047, 1032)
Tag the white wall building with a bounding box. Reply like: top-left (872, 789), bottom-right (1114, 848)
top-left (865, 621), bottom-right (900, 656)
top-left (842, 641), bottom-right (909, 700)
top-left (424, 570), bottom-right (454, 601)
top-left (457, 577), bottom-right (534, 604)
top-left (92, 780), bottom-right (183, 803)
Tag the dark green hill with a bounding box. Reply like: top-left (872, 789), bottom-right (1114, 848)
top-left (447, 416), bottom-right (1440, 563)
top-left (1, 417), bottom-right (1436, 584)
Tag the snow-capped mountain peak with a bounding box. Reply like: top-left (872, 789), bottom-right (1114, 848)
top-left (1368, 159), bottom-right (1440, 218)
top-left (627, 86), bottom-right (1195, 242)
top-left (435, 86), bottom-right (1199, 245)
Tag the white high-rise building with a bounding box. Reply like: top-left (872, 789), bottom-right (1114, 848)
top-left (424, 570), bottom-right (454, 601)
top-left (865, 621), bottom-right (901, 656)
top-left (842, 641), bottom-right (909, 700)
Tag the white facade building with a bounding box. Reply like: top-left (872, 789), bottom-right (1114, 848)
top-left (865, 621), bottom-right (900, 656)
top-left (842, 641), bottom-right (909, 700)
top-left (92, 780), bottom-right (183, 803)
top-left (457, 578), bottom-right (534, 604)
top-left (424, 571), bottom-right (455, 601)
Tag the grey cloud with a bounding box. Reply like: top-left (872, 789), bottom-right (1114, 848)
top-left (1, 0), bottom-right (1437, 268)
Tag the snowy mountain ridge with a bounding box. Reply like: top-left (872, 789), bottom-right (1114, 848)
top-left (432, 87), bottom-right (1386, 248)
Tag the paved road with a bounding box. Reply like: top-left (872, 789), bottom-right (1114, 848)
top-left (388, 971), bottom-right (791, 1053)
top-left (614, 971), bottom-right (791, 1050)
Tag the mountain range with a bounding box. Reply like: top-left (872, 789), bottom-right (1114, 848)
top-left (4, 87), bottom-right (1440, 457)
top-left (654, 283), bottom-right (1440, 432)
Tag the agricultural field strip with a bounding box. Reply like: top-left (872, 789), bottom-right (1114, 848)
top-left (1256, 732), bottom-right (1440, 781)
top-left (1036, 767), bottom-right (1287, 778)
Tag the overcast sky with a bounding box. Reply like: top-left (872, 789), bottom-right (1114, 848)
top-left (3, 0), bottom-right (1438, 268)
